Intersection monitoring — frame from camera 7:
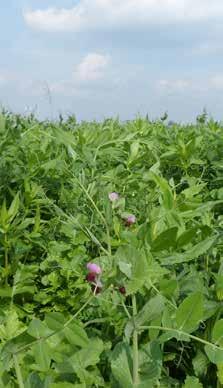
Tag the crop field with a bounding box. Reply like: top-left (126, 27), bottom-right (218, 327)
top-left (0, 112), bottom-right (223, 387)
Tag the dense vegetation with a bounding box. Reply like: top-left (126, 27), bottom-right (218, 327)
top-left (0, 111), bottom-right (223, 387)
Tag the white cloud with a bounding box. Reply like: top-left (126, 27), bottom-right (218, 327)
top-left (73, 53), bottom-right (110, 82)
top-left (49, 53), bottom-right (110, 96)
top-left (23, 1), bottom-right (223, 32)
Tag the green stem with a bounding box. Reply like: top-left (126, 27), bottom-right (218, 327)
top-left (139, 325), bottom-right (223, 351)
top-left (13, 354), bottom-right (25, 388)
top-left (132, 295), bottom-right (139, 386)
top-left (15, 295), bottom-right (94, 355)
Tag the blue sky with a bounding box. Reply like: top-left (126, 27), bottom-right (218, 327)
top-left (1, 0), bottom-right (223, 121)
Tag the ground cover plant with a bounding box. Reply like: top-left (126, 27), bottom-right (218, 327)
top-left (0, 111), bottom-right (223, 387)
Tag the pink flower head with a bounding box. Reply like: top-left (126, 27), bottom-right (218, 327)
top-left (86, 262), bottom-right (102, 275)
top-left (108, 192), bottom-right (119, 202)
top-left (125, 214), bottom-right (136, 226)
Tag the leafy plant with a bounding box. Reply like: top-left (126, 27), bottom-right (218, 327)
top-left (0, 111), bottom-right (222, 387)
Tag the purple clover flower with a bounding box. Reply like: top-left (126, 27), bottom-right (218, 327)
top-left (86, 262), bottom-right (102, 274)
top-left (125, 214), bottom-right (136, 226)
top-left (108, 192), bottom-right (119, 202)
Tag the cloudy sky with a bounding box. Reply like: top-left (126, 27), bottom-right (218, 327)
top-left (1, 0), bottom-right (223, 121)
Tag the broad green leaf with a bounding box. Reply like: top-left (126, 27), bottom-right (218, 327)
top-left (125, 295), bottom-right (164, 338)
top-left (45, 312), bottom-right (65, 331)
top-left (205, 320), bottom-right (223, 364)
top-left (125, 250), bottom-right (150, 294)
top-left (111, 343), bottom-right (133, 388)
top-left (161, 236), bottom-right (216, 265)
top-left (32, 341), bottom-right (51, 372)
top-left (212, 319), bottom-right (223, 346)
top-left (27, 319), bottom-right (52, 339)
top-left (152, 227), bottom-right (178, 251)
top-left (205, 344), bottom-right (223, 364)
top-left (176, 293), bottom-right (203, 333)
top-left (118, 261), bottom-right (132, 278)
top-left (69, 338), bottom-right (104, 369)
top-left (64, 321), bottom-right (89, 347)
top-left (138, 341), bottom-right (162, 384)
top-left (55, 338), bottom-right (104, 380)
top-left (177, 227), bottom-right (199, 248)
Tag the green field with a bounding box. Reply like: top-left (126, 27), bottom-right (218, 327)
top-left (0, 112), bottom-right (223, 387)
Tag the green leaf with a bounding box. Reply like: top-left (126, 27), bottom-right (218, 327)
top-left (32, 340), bottom-right (51, 372)
top-left (205, 319), bottom-right (223, 364)
top-left (27, 319), bottom-right (52, 339)
top-left (111, 343), bottom-right (133, 388)
top-left (138, 341), bottom-right (162, 385)
top-left (205, 344), bottom-right (223, 364)
top-left (177, 227), bottom-right (199, 248)
top-left (8, 192), bottom-right (20, 222)
top-left (0, 310), bottom-right (26, 340)
top-left (64, 321), bottom-right (89, 347)
top-left (45, 312), bottom-right (65, 331)
top-left (152, 227), bottom-right (178, 251)
top-left (183, 375), bottom-right (203, 388)
top-left (129, 141), bottom-right (140, 161)
top-left (176, 293), bottom-right (203, 333)
top-left (212, 319), bottom-right (223, 346)
top-left (125, 295), bottom-right (164, 339)
top-left (161, 236), bottom-right (216, 265)
top-left (149, 172), bottom-right (174, 210)
top-left (118, 261), bottom-right (132, 279)
top-left (56, 338), bottom-right (104, 382)
top-left (192, 350), bottom-right (208, 377)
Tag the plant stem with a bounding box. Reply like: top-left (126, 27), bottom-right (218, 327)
top-left (132, 295), bottom-right (139, 386)
top-left (13, 354), bottom-right (25, 388)
top-left (139, 325), bottom-right (223, 351)
top-left (15, 295), bottom-right (94, 355)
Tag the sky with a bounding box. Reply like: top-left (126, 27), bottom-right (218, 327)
top-left (1, 0), bottom-right (223, 122)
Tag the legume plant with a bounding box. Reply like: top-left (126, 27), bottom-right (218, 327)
top-left (0, 112), bottom-right (223, 387)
